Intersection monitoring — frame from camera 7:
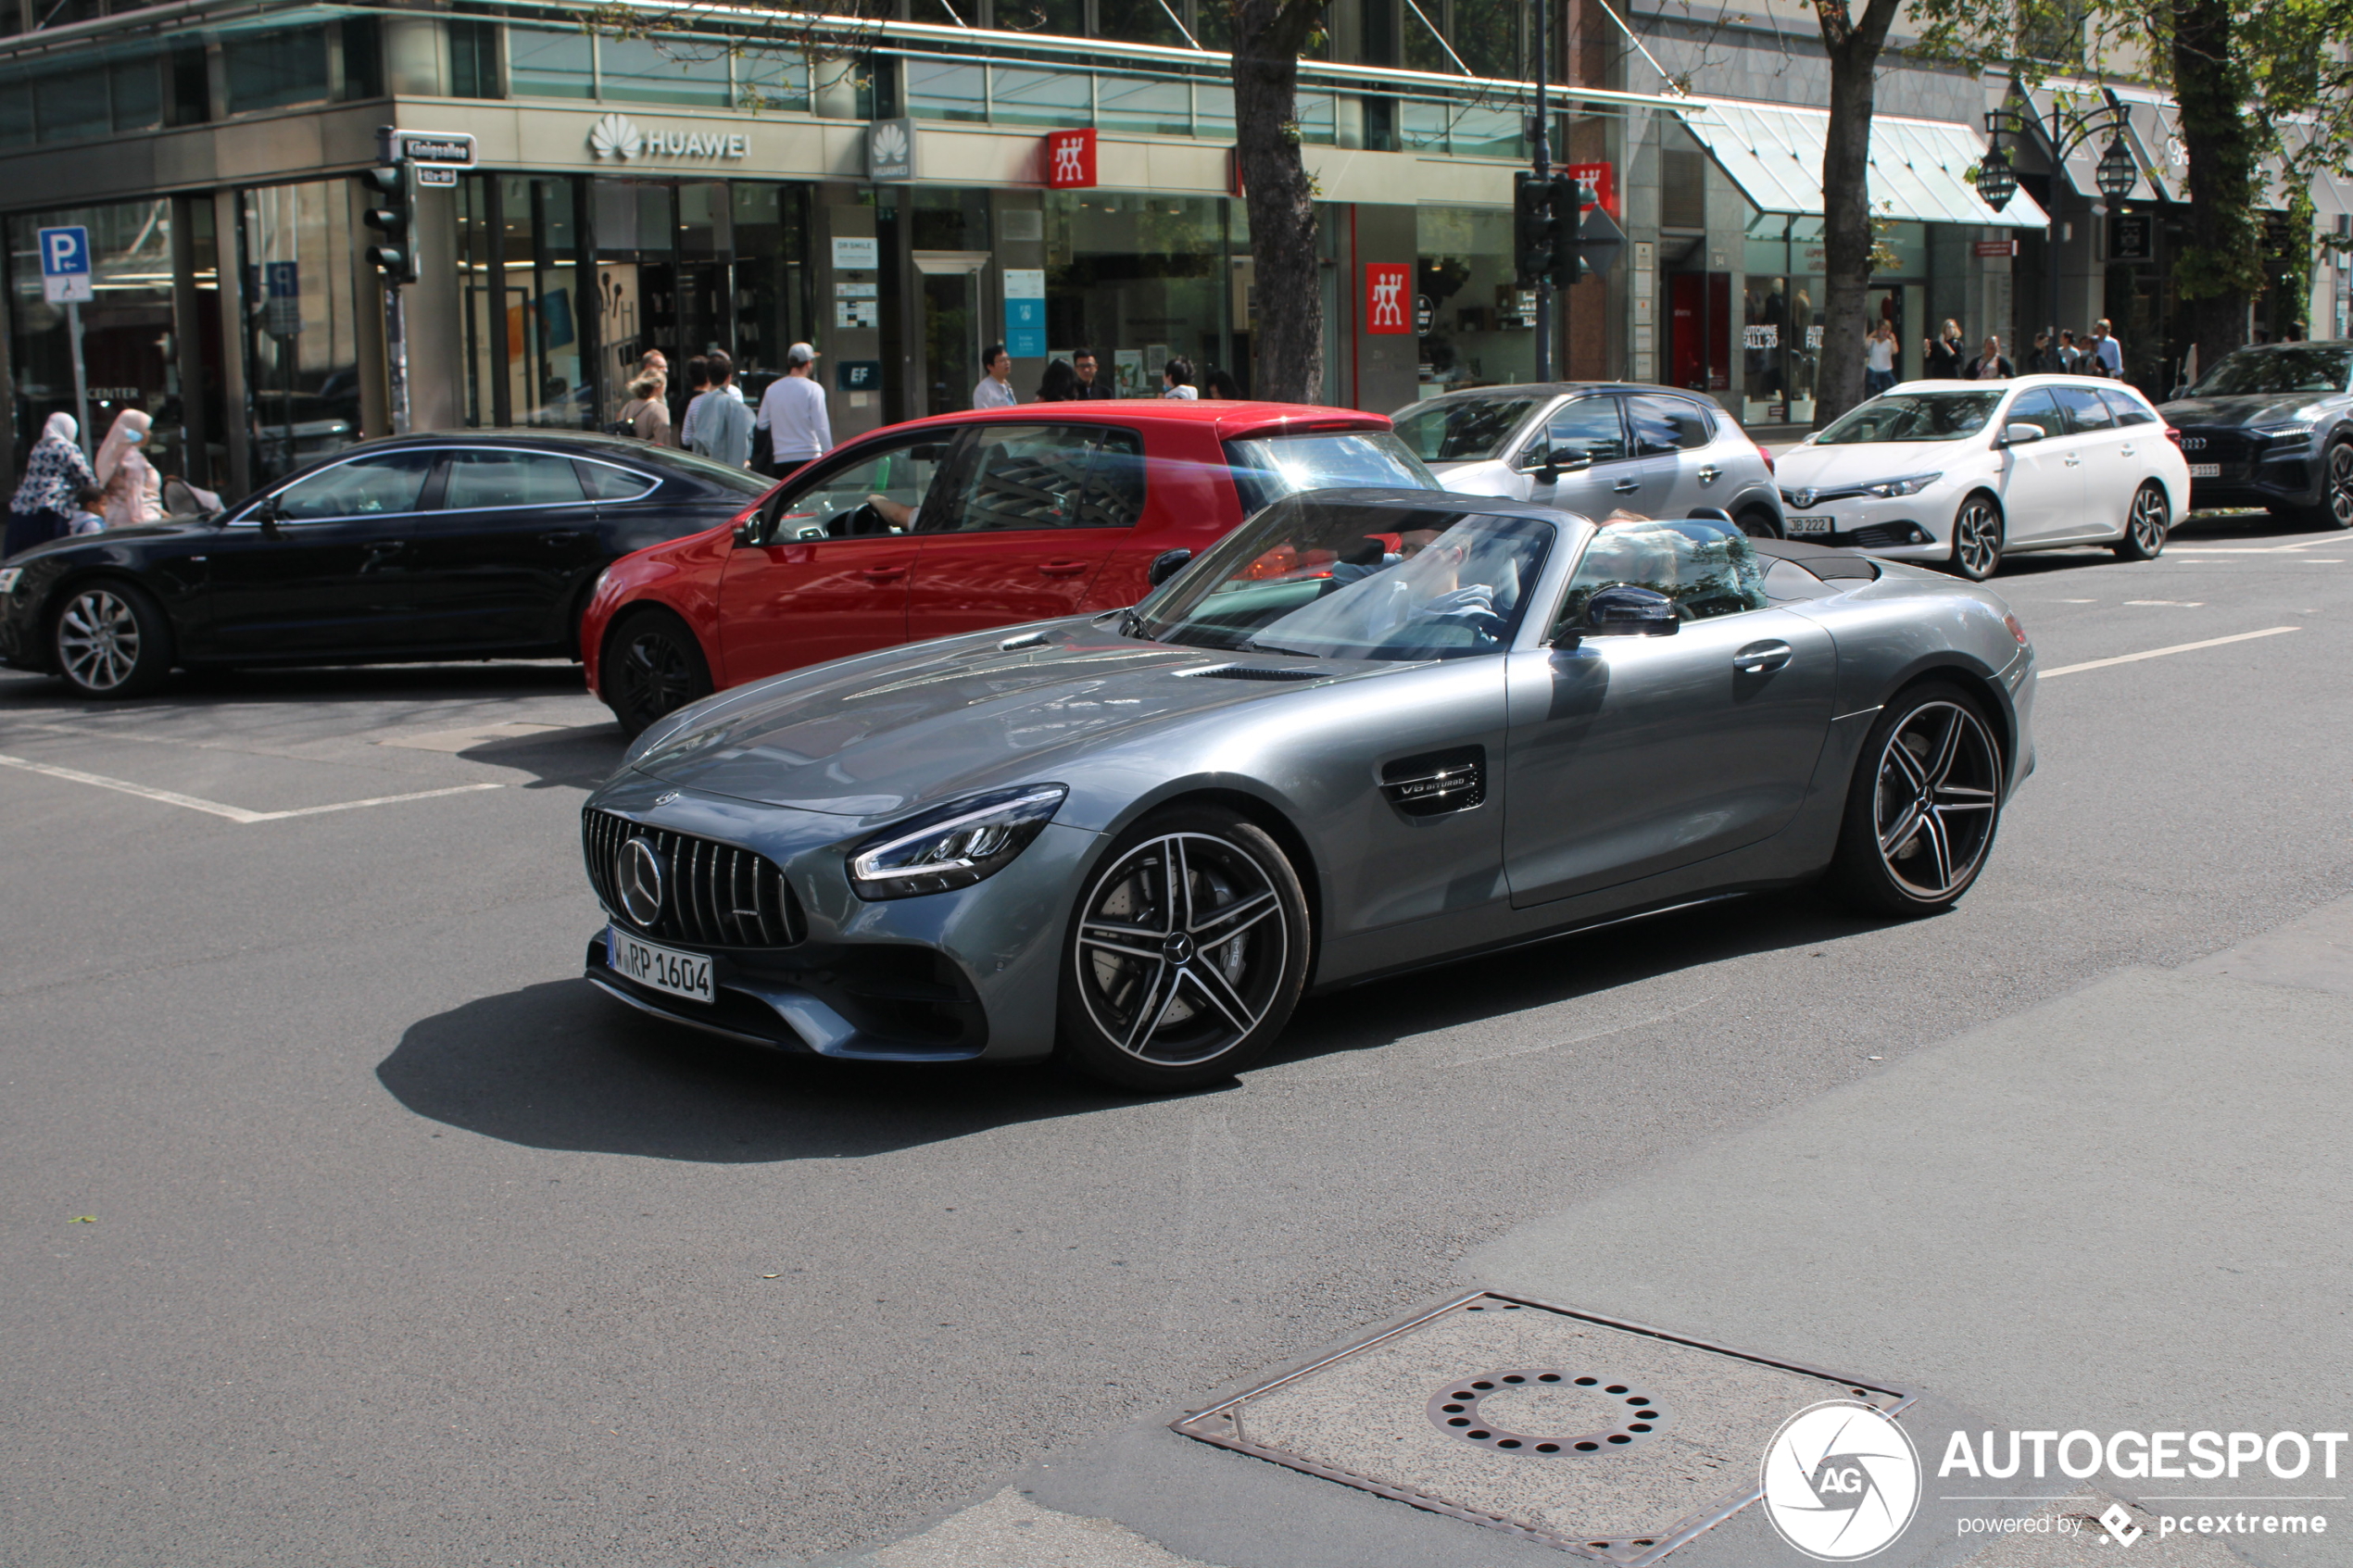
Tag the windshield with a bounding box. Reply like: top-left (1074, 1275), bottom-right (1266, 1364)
top-left (1814, 392), bottom-right (2006, 445)
top-left (2189, 346), bottom-right (2353, 397)
top-left (1135, 492), bottom-right (1553, 661)
top-left (1390, 396), bottom-right (1545, 463)
top-left (1223, 432), bottom-right (1440, 514)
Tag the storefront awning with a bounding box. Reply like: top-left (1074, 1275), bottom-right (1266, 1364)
top-left (1676, 100), bottom-right (2048, 230)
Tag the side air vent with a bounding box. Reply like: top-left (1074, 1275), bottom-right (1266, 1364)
top-left (1176, 664), bottom-right (1327, 683)
top-left (1380, 746), bottom-right (1487, 817)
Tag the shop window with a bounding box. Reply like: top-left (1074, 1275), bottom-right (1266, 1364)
top-left (907, 59), bottom-right (987, 122)
top-left (37, 65), bottom-right (111, 143)
top-left (992, 67), bottom-right (1091, 126)
top-left (733, 182), bottom-right (814, 382)
top-left (459, 175), bottom-right (591, 432)
top-left (111, 56), bottom-right (162, 132)
top-left (223, 27), bottom-right (332, 114)
top-left (1097, 75), bottom-right (1191, 135)
top-left (1044, 191), bottom-right (1235, 399)
top-left (1416, 205), bottom-right (1535, 394)
top-left (599, 36), bottom-right (731, 107)
top-left (1097, 0), bottom-right (1187, 46)
top-left (509, 27), bottom-right (595, 100)
top-left (449, 19), bottom-right (501, 99)
top-left (240, 181), bottom-right (366, 481)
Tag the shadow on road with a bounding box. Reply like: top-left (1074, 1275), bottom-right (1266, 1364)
top-left (454, 723), bottom-right (629, 789)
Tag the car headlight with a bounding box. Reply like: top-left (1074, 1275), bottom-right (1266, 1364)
top-left (849, 784), bottom-right (1067, 899)
top-left (1863, 472), bottom-right (1943, 498)
top-left (0, 568), bottom-right (21, 595)
top-left (2251, 419), bottom-right (2321, 449)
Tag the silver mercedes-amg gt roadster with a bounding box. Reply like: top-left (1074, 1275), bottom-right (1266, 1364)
top-left (580, 489), bottom-right (2036, 1090)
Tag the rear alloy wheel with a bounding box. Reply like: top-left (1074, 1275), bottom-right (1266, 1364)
top-left (2308, 440), bottom-right (2353, 531)
top-left (53, 581), bottom-right (173, 698)
top-left (1947, 495), bottom-right (2004, 581)
top-left (1827, 684), bottom-right (2004, 917)
top-left (1736, 508), bottom-right (1782, 540)
top-left (1060, 806), bottom-right (1309, 1092)
top-left (603, 608), bottom-right (712, 739)
top-left (2112, 481), bottom-right (2171, 559)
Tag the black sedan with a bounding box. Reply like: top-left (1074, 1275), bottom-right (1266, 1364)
top-left (2158, 340), bottom-right (2353, 529)
top-left (0, 433), bottom-right (773, 697)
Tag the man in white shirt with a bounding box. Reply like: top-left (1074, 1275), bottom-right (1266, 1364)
top-left (756, 343), bottom-right (832, 477)
top-left (973, 345), bottom-right (1018, 409)
top-left (2090, 319), bottom-right (2124, 379)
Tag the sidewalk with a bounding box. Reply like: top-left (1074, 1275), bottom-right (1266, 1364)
top-left (814, 897), bottom-right (2353, 1568)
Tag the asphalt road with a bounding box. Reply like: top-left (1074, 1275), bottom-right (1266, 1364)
top-left (2, 515), bottom-right (2348, 1567)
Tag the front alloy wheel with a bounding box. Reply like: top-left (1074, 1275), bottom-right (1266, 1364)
top-left (54, 583), bottom-right (172, 698)
top-left (1949, 495), bottom-right (2004, 581)
top-left (2316, 440), bottom-right (2353, 531)
top-left (604, 608), bottom-right (712, 739)
top-left (1827, 685), bottom-right (2004, 916)
top-left (1061, 808), bottom-right (1308, 1091)
top-left (2113, 482), bottom-right (2170, 559)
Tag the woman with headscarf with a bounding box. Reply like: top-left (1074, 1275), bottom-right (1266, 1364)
top-left (94, 409), bottom-right (163, 530)
top-left (6, 412), bottom-right (96, 557)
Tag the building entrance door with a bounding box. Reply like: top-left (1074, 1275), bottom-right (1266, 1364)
top-left (914, 251), bottom-right (988, 416)
top-left (1667, 271), bottom-right (1730, 395)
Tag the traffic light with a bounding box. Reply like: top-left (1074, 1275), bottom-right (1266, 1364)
top-left (1548, 175), bottom-right (1592, 289)
top-left (1514, 170), bottom-right (1559, 287)
top-left (358, 165), bottom-right (418, 286)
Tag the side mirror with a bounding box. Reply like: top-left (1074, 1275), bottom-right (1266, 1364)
top-left (1583, 584), bottom-right (1680, 636)
top-left (1146, 547), bottom-right (1192, 587)
top-left (732, 522), bottom-right (757, 547)
top-left (254, 498), bottom-right (285, 537)
top-left (1998, 423), bottom-right (2045, 447)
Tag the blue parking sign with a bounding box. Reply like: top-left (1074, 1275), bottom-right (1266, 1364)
top-left (38, 225), bottom-right (92, 304)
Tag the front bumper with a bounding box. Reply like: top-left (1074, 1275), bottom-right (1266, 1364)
top-left (2178, 430), bottom-right (2321, 511)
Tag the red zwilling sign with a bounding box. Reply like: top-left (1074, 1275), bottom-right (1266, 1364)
top-left (1045, 128), bottom-right (1097, 188)
top-left (1569, 161), bottom-right (1617, 217)
top-left (1365, 264), bottom-right (1413, 333)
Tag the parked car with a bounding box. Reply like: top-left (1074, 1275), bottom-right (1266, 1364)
top-left (1390, 383), bottom-right (1784, 537)
top-left (580, 401), bottom-right (1440, 735)
top-left (2158, 341), bottom-right (2353, 530)
top-left (578, 493), bottom-right (2034, 1090)
top-left (1770, 376), bottom-right (2190, 580)
top-left (0, 432), bottom-right (771, 698)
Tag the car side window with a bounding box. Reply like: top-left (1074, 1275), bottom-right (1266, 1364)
top-left (2053, 387), bottom-right (2115, 434)
top-left (2096, 388), bottom-right (2158, 427)
top-left (2005, 389), bottom-right (2067, 441)
top-left (931, 424), bottom-right (1146, 533)
top-left (1526, 397), bottom-right (1629, 469)
top-left (762, 436), bottom-right (951, 543)
top-left (1626, 394), bottom-right (1714, 456)
top-left (264, 451), bottom-right (437, 522)
top-left (575, 458), bottom-right (659, 501)
top-left (1551, 520), bottom-right (1768, 636)
top-left (442, 449), bottom-right (585, 511)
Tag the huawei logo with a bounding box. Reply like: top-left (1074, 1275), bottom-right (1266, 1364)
top-left (870, 120), bottom-right (910, 166)
top-left (590, 112), bottom-right (643, 159)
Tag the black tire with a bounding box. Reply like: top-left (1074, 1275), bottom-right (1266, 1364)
top-left (2111, 481), bottom-right (2171, 559)
top-left (51, 580), bottom-right (173, 699)
top-left (2298, 439), bottom-right (2353, 531)
top-left (1058, 804), bottom-right (1310, 1092)
top-left (1945, 493), bottom-right (2004, 581)
top-left (1736, 507), bottom-right (1782, 540)
top-left (602, 608), bottom-right (713, 739)
top-left (1825, 682), bottom-right (2005, 918)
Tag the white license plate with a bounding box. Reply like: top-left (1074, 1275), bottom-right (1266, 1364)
top-left (608, 926), bottom-right (712, 1004)
top-left (1785, 514), bottom-right (1835, 535)
top-left (2187, 463), bottom-right (2221, 479)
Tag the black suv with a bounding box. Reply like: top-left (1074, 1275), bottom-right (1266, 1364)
top-left (2158, 342), bottom-right (2353, 529)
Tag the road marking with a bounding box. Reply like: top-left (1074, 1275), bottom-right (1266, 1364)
top-left (0, 752), bottom-right (500, 822)
top-left (2165, 539), bottom-right (2338, 554)
top-left (2037, 625), bottom-right (2301, 680)
top-left (2124, 599), bottom-right (2203, 607)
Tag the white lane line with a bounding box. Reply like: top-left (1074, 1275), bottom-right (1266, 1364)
top-left (0, 752), bottom-right (499, 822)
top-left (2037, 625), bottom-right (2301, 680)
top-left (2165, 539), bottom-right (2337, 554)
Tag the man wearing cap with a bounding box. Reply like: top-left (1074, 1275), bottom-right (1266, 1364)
top-left (756, 342), bottom-right (833, 477)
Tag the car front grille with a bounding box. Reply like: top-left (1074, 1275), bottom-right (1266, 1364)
top-left (583, 808), bottom-right (806, 948)
top-left (2176, 428), bottom-right (2257, 477)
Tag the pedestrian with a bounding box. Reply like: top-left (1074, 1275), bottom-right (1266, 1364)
top-left (678, 355), bottom-right (711, 448)
top-left (755, 341), bottom-right (832, 477)
top-left (2022, 330), bottom-right (2060, 374)
top-left (1962, 335), bottom-right (2014, 380)
top-left (1202, 367), bottom-right (1240, 399)
top-left (1036, 358), bottom-right (1079, 402)
top-left (1161, 356), bottom-right (1198, 400)
top-left (1925, 320), bottom-right (1965, 379)
top-left (1864, 320), bottom-right (1897, 395)
top-left (2089, 318), bottom-right (2123, 379)
top-left (1070, 348), bottom-right (1115, 399)
top-left (67, 484), bottom-right (107, 535)
top-left (2055, 330), bottom-right (2081, 372)
top-left (6, 412), bottom-right (95, 557)
top-left (94, 409), bottom-right (163, 529)
top-left (973, 345), bottom-right (1018, 409)
top-left (615, 371), bottom-right (672, 444)
top-left (686, 349), bottom-right (755, 469)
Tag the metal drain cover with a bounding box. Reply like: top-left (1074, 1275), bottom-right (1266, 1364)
top-left (1171, 1291), bottom-right (1911, 1564)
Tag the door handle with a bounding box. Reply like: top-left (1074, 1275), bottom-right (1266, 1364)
top-left (2119, 445), bottom-right (2134, 456)
top-left (1037, 560), bottom-right (1092, 578)
top-left (541, 531), bottom-right (584, 546)
top-left (1732, 639), bottom-right (1793, 674)
top-left (859, 566), bottom-right (910, 583)
top-left (2063, 455), bottom-right (2082, 467)
top-left (1612, 479), bottom-right (1642, 494)
top-left (1697, 464), bottom-right (1722, 483)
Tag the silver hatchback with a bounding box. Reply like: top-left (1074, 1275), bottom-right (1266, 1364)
top-left (1391, 383), bottom-right (1785, 536)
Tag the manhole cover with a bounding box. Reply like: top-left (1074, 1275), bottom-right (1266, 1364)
top-left (1171, 1291), bottom-right (1911, 1563)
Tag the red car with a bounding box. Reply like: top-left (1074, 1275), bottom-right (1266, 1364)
top-left (581, 401), bottom-right (1439, 734)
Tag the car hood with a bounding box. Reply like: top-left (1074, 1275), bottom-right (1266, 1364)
top-left (1772, 440), bottom-right (1970, 490)
top-left (1424, 458), bottom-right (1521, 497)
top-left (626, 621), bottom-right (1356, 821)
top-left (6, 518), bottom-right (215, 562)
top-left (2158, 392), bottom-right (2350, 429)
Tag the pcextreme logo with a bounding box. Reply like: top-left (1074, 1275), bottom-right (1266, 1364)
top-left (1762, 1401), bottom-right (1923, 1561)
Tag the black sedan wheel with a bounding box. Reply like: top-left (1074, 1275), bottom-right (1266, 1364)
top-left (604, 608), bottom-right (713, 739)
top-left (53, 582), bottom-right (173, 698)
top-left (1060, 805), bottom-right (1309, 1092)
top-left (1827, 684), bottom-right (2003, 917)
top-left (2310, 440), bottom-right (2353, 531)
top-left (2111, 482), bottom-right (2170, 559)
top-left (1947, 495), bottom-right (2004, 581)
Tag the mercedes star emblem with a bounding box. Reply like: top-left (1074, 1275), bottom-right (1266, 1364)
top-left (617, 837), bottom-right (664, 926)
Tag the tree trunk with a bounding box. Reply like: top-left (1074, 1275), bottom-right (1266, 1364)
top-left (1810, 0), bottom-right (1898, 431)
top-left (2170, 0), bottom-right (2262, 378)
top-left (1231, 0), bottom-right (1326, 402)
